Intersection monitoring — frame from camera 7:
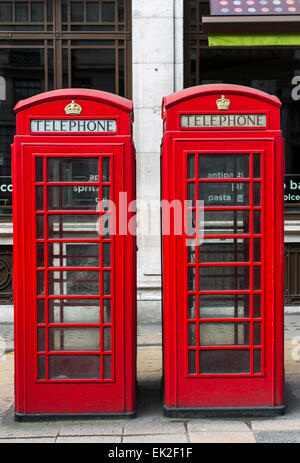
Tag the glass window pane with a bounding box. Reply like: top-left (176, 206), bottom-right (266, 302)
top-left (103, 299), bottom-right (111, 323)
top-left (188, 295), bottom-right (196, 319)
top-left (36, 186), bottom-right (44, 211)
top-left (36, 158), bottom-right (44, 182)
top-left (188, 350), bottom-right (196, 374)
top-left (31, 2), bottom-right (44, 21)
top-left (36, 243), bottom-right (44, 267)
top-left (254, 267), bottom-right (261, 290)
top-left (36, 215), bottom-right (44, 239)
top-left (102, 157), bottom-right (110, 182)
top-left (199, 182), bottom-right (249, 206)
top-left (71, 2), bottom-right (84, 21)
top-left (102, 2), bottom-right (115, 21)
top-left (253, 210), bottom-right (261, 235)
top-left (47, 158), bottom-right (99, 182)
top-left (253, 154), bottom-right (261, 178)
top-left (187, 154), bottom-right (195, 179)
top-left (49, 355), bottom-right (100, 379)
top-left (253, 294), bottom-right (261, 318)
top-left (199, 322), bottom-right (250, 346)
top-left (48, 270), bottom-right (99, 295)
top-left (199, 266), bottom-right (250, 291)
top-left (49, 327), bottom-right (100, 351)
top-left (187, 183), bottom-right (195, 206)
top-left (103, 355), bottom-right (112, 379)
top-left (48, 214), bottom-right (100, 239)
top-left (38, 355), bottom-right (46, 379)
top-left (199, 238), bottom-right (250, 263)
top-left (104, 327), bottom-right (111, 351)
top-left (188, 267), bottom-right (195, 291)
top-left (103, 271), bottom-right (111, 295)
top-left (37, 327), bottom-right (45, 351)
top-left (254, 322), bottom-right (261, 346)
top-left (204, 210), bottom-right (250, 235)
top-left (37, 299), bottom-right (45, 323)
top-left (199, 154), bottom-right (249, 179)
top-left (254, 350), bottom-right (261, 373)
top-left (253, 238), bottom-right (261, 262)
top-left (37, 271), bottom-right (44, 295)
top-left (48, 298), bottom-right (100, 324)
top-left (188, 323), bottom-right (196, 346)
top-left (16, 2), bottom-right (28, 22)
top-left (0, 3), bottom-right (12, 21)
top-left (48, 243), bottom-right (99, 268)
top-left (103, 242), bottom-right (111, 267)
top-left (86, 2), bottom-right (99, 21)
top-left (47, 186), bottom-right (99, 210)
top-left (199, 350), bottom-right (250, 374)
top-left (253, 182), bottom-right (261, 206)
top-left (199, 294), bottom-right (250, 318)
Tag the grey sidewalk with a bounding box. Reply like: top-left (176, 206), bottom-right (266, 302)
top-left (0, 316), bottom-right (299, 443)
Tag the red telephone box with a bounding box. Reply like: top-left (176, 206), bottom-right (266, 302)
top-left (161, 84), bottom-right (285, 417)
top-left (12, 89), bottom-right (136, 419)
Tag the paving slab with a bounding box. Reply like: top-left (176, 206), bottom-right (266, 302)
top-left (0, 437), bottom-right (56, 443)
top-left (123, 417), bottom-right (186, 436)
top-left (58, 421), bottom-right (124, 436)
top-left (254, 431), bottom-right (300, 443)
top-left (189, 431), bottom-right (257, 443)
top-left (123, 433), bottom-right (188, 443)
top-left (56, 435), bottom-right (122, 443)
top-left (250, 418), bottom-right (300, 431)
top-left (187, 419), bottom-right (250, 433)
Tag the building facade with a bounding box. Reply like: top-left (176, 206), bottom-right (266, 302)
top-left (0, 0), bottom-right (299, 322)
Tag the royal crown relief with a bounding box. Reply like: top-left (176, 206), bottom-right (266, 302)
top-left (30, 99), bottom-right (117, 133)
top-left (180, 94), bottom-right (267, 128)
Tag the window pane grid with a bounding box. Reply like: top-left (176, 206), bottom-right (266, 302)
top-left (185, 152), bottom-right (263, 377)
top-left (35, 155), bottom-right (114, 382)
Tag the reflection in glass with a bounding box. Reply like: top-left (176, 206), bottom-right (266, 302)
top-left (102, 2), bottom-right (115, 21)
top-left (199, 182), bottom-right (249, 206)
top-left (37, 299), bottom-right (45, 324)
top-left (49, 327), bottom-right (100, 351)
top-left (103, 299), bottom-right (111, 323)
top-left (188, 267), bottom-right (195, 291)
top-left (199, 350), bottom-right (250, 374)
top-left (37, 271), bottom-right (44, 295)
top-left (204, 211), bottom-right (250, 235)
top-left (36, 158), bottom-right (44, 182)
top-left (253, 154), bottom-right (261, 178)
top-left (38, 355), bottom-right (46, 380)
top-left (103, 355), bottom-right (112, 379)
top-left (188, 323), bottom-right (196, 346)
top-left (254, 350), bottom-right (261, 373)
top-left (104, 327), bottom-right (111, 351)
top-left (103, 242), bottom-right (111, 267)
top-left (48, 270), bottom-right (99, 295)
top-left (36, 186), bottom-right (44, 211)
top-left (253, 182), bottom-right (261, 206)
top-left (48, 243), bottom-right (99, 268)
top-left (199, 239), bottom-right (250, 263)
top-left (103, 271), bottom-right (111, 295)
top-left (188, 295), bottom-right (196, 319)
top-left (36, 215), bottom-right (44, 239)
top-left (188, 350), bottom-right (196, 374)
top-left (188, 242), bottom-right (195, 263)
top-left (47, 158), bottom-right (98, 182)
top-left (48, 214), bottom-right (100, 239)
top-left (199, 294), bottom-right (250, 318)
top-left (199, 266), bottom-right (250, 291)
top-left (47, 186), bottom-right (99, 210)
top-left (253, 294), bottom-right (261, 318)
top-left (199, 322), bottom-right (250, 346)
top-left (49, 355), bottom-right (100, 379)
top-left (253, 210), bottom-right (261, 235)
top-left (48, 299), bottom-right (100, 324)
top-left (187, 154), bottom-right (195, 179)
top-left (199, 154), bottom-right (249, 179)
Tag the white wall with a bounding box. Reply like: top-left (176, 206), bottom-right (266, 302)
top-left (132, 0), bottom-right (184, 323)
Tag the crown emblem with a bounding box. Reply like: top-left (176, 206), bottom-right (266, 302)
top-left (65, 100), bottom-right (82, 115)
top-left (216, 95), bottom-right (230, 111)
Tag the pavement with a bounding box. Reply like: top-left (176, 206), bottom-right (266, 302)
top-left (0, 316), bottom-right (299, 444)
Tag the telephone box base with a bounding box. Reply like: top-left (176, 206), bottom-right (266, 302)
top-left (15, 411), bottom-right (136, 422)
top-left (164, 405), bottom-right (285, 419)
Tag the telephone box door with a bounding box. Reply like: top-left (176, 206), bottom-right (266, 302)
top-left (171, 138), bottom-right (283, 409)
top-left (19, 143), bottom-right (129, 415)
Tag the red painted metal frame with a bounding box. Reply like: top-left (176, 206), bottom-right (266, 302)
top-left (12, 89), bottom-right (136, 417)
top-left (161, 84), bottom-right (285, 413)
